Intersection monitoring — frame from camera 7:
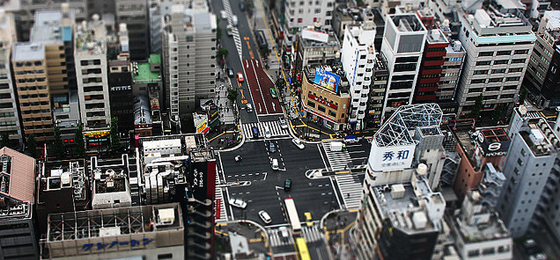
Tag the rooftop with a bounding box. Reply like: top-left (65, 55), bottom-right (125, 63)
top-left (0, 147), bottom-right (35, 203)
top-left (149, 54), bottom-right (161, 64)
top-left (12, 42), bottom-right (45, 61)
top-left (426, 29), bottom-right (449, 44)
top-left (30, 10), bottom-right (63, 44)
top-left (133, 62), bottom-right (161, 83)
top-left (390, 14), bottom-right (426, 32)
top-left (75, 17), bottom-right (106, 56)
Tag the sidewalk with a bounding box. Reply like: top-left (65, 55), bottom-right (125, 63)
top-left (206, 70), bottom-right (242, 150)
top-left (215, 220), bottom-right (271, 258)
top-left (322, 210), bottom-right (358, 260)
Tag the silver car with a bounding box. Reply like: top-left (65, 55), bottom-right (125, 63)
top-left (258, 210), bottom-right (272, 224)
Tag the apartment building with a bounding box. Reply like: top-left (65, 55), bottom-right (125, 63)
top-left (497, 105), bottom-right (559, 237)
top-left (523, 11), bottom-right (560, 108)
top-left (0, 12), bottom-right (22, 147)
top-left (456, 0), bottom-right (535, 116)
top-left (162, 2), bottom-right (217, 121)
top-left (341, 22), bottom-right (377, 131)
top-left (380, 14), bottom-right (427, 120)
top-left (12, 43), bottom-right (54, 143)
top-left (293, 27), bottom-right (341, 80)
top-left (74, 16), bottom-right (112, 131)
top-left (284, 0), bottom-right (335, 34)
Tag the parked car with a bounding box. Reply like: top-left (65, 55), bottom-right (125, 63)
top-left (258, 210), bottom-right (272, 224)
top-left (272, 159), bottom-right (279, 171)
top-left (304, 212), bottom-right (313, 227)
top-left (292, 138), bottom-right (305, 149)
top-left (284, 178), bottom-right (292, 191)
top-left (269, 142), bottom-right (276, 153)
top-left (228, 198), bottom-right (247, 209)
top-left (279, 117), bottom-right (288, 129)
top-left (234, 155), bottom-right (242, 162)
top-left (227, 68), bottom-right (234, 77)
top-left (237, 72), bottom-right (244, 82)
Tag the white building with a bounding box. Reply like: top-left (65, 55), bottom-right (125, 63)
top-left (497, 105), bottom-right (559, 237)
top-left (162, 1), bottom-right (217, 120)
top-left (380, 14), bottom-right (427, 120)
top-left (74, 15), bottom-right (112, 130)
top-left (341, 22), bottom-right (377, 130)
top-left (449, 191), bottom-right (512, 260)
top-left (456, 0), bottom-right (535, 116)
top-left (284, 0), bottom-right (335, 33)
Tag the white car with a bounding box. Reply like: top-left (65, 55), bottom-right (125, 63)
top-left (258, 210), bottom-right (272, 224)
top-left (228, 198), bottom-right (247, 209)
top-left (278, 226), bottom-right (290, 240)
top-left (279, 117), bottom-right (288, 129)
top-left (292, 138), bottom-right (305, 149)
top-left (264, 125), bottom-right (271, 138)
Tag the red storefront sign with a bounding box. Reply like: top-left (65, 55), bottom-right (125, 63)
top-left (308, 94), bottom-right (337, 110)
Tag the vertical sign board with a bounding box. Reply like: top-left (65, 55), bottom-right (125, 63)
top-left (368, 141), bottom-right (416, 172)
top-left (189, 160), bottom-right (217, 201)
top-left (206, 160), bottom-right (217, 200)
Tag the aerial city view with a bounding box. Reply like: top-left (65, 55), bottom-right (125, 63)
top-left (1, 0), bottom-right (560, 259)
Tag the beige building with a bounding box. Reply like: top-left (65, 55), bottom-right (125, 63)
top-left (301, 65), bottom-right (350, 131)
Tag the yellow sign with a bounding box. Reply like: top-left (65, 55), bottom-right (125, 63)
top-left (85, 131), bottom-right (109, 137)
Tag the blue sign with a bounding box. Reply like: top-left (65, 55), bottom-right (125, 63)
top-left (81, 238), bottom-right (154, 251)
top-left (381, 150), bottom-right (410, 168)
top-left (314, 67), bottom-right (340, 93)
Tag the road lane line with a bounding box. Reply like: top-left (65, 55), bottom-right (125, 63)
top-left (217, 153), bottom-right (227, 183)
top-left (317, 143), bottom-right (329, 170)
top-left (250, 59), bottom-right (270, 114)
top-left (242, 60), bottom-right (260, 123)
top-left (329, 176), bottom-right (342, 209)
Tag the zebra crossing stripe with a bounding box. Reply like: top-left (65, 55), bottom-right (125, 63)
top-left (215, 188), bottom-right (227, 221)
top-left (323, 142), bottom-right (352, 171)
top-left (336, 175), bottom-right (364, 210)
top-left (242, 121), bottom-right (289, 138)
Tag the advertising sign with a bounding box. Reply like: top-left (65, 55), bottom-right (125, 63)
top-left (301, 28), bottom-right (329, 43)
top-left (314, 67), bottom-right (340, 93)
top-left (473, 130), bottom-right (510, 157)
top-left (190, 161), bottom-right (207, 200)
top-left (368, 142), bottom-right (416, 171)
top-left (308, 93), bottom-right (337, 110)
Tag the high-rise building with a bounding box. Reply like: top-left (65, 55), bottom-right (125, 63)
top-left (283, 0), bottom-right (335, 34)
top-left (380, 14), bottom-right (427, 120)
top-left (456, 0), bottom-right (535, 116)
top-left (109, 59), bottom-right (134, 133)
top-left (74, 16), bottom-right (112, 132)
top-left (523, 11), bottom-right (560, 108)
top-left (162, 2), bottom-right (217, 121)
top-left (115, 0), bottom-right (150, 60)
top-left (341, 22), bottom-right (378, 131)
top-left (0, 147), bottom-right (39, 260)
top-left (149, 0), bottom-right (174, 54)
top-left (545, 109), bottom-right (560, 244)
top-left (12, 42), bottom-right (54, 143)
top-left (497, 105), bottom-right (559, 238)
top-left (0, 12), bottom-right (22, 147)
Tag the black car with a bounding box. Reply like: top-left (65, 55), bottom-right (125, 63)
top-left (227, 68), bottom-right (234, 77)
top-left (252, 126), bottom-right (259, 138)
top-left (239, 2), bottom-right (245, 11)
top-left (284, 178), bottom-right (292, 191)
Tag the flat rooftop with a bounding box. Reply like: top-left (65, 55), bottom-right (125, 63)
top-left (452, 212), bottom-right (510, 242)
top-left (390, 14), bottom-right (426, 32)
top-left (31, 10), bottom-right (63, 44)
top-left (133, 62), bottom-right (160, 82)
top-left (12, 42), bottom-right (44, 61)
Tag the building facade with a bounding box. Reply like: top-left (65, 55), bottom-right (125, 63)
top-left (284, 0), bottom-right (335, 34)
top-left (115, 0), bottom-right (150, 60)
top-left (456, 1), bottom-right (535, 116)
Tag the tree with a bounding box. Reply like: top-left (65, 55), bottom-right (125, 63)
top-left (227, 89), bottom-right (239, 103)
top-left (217, 48), bottom-right (229, 64)
top-left (74, 124), bottom-right (85, 158)
top-left (275, 77), bottom-right (286, 92)
top-left (0, 133), bottom-right (9, 148)
top-left (216, 18), bottom-right (222, 39)
top-left (26, 134), bottom-right (37, 158)
top-left (519, 87), bottom-right (528, 105)
top-left (467, 94), bottom-right (484, 120)
top-left (53, 126), bottom-right (64, 158)
top-left (492, 104), bottom-right (506, 125)
top-left (110, 117), bottom-right (121, 152)
top-left (259, 47), bottom-right (270, 59)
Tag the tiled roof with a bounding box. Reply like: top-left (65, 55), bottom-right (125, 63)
top-left (0, 147), bottom-right (35, 203)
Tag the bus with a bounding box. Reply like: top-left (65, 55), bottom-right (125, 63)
top-left (295, 237), bottom-right (311, 260)
top-left (284, 198), bottom-right (302, 236)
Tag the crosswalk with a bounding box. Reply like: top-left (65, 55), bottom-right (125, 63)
top-left (215, 187), bottom-right (228, 222)
top-left (242, 121), bottom-right (289, 139)
top-left (221, 0), bottom-right (242, 58)
top-left (323, 142), bottom-right (352, 171)
top-left (336, 175), bottom-right (364, 210)
top-left (268, 227), bottom-right (294, 247)
top-left (302, 225), bottom-right (323, 243)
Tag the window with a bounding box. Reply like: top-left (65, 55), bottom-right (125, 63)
top-left (514, 49), bottom-right (529, 54)
top-left (488, 78), bottom-right (503, 83)
top-left (494, 60), bottom-right (509, 65)
top-left (474, 70), bottom-right (488, 75)
top-left (158, 254), bottom-right (173, 259)
top-left (329, 110), bottom-right (336, 117)
top-left (479, 51), bottom-right (494, 57)
top-left (318, 105), bottom-right (326, 112)
top-left (471, 79), bottom-right (485, 84)
top-left (508, 68), bottom-right (523, 73)
top-left (307, 101), bottom-right (315, 107)
top-left (512, 58), bottom-right (526, 63)
top-left (492, 69), bottom-right (506, 74)
top-left (506, 76), bottom-right (520, 81)
top-left (497, 50), bottom-right (511, 56)
top-left (517, 158), bottom-right (524, 166)
top-left (476, 61), bottom-right (491, 66)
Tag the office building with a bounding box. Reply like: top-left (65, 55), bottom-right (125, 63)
top-left (300, 65), bottom-right (350, 131)
top-left (109, 59), bottom-right (134, 133)
top-left (543, 109), bottom-right (560, 244)
top-left (74, 15), bottom-right (112, 150)
top-left (331, 7), bottom-right (385, 51)
top-left (523, 11), bottom-right (560, 108)
top-left (0, 147), bottom-right (39, 260)
top-left (293, 27), bottom-right (341, 83)
top-left (115, 0), bottom-right (150, 60)
top-left (341, 22), bottom-right (377, 131)
top-left (456, 0), bottom-right (535, 116)
top-left (162, 2), bottom-right (217, 122)
top-left (380, 14), bottom-right (427, 120)
top-left (0, 12), bottom-right (22, 147)
top-left (448, 191), bottom-right (512, 260)
top-left (44, 203), bottom-right (184, 260)
top-left (497, 105), bottom-right (559, 237)
top-left (283, 0), bottom-right (335, 34)
top-left (12, 42), bottom-right (54, 143)
top-left (133, 54), bottom-right (163, 130)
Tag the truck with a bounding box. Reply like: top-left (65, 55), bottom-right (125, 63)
top-left (231, 15), bottom-right (238, 26)
top-left (330, 141), bottom-right (344, 152)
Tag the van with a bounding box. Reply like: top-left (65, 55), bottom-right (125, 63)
top-left (272, 159), bottom-right (279, 170)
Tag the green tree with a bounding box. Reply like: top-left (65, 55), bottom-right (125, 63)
top-left (519, 87), bottom-right (528, 105)
top-left (259, 47), bottom-right (270, 58)
top-left (492, 104), bottom-right (506, 125)
top-left (0, 133), bottom-right (9, 148)
top-left (110, 117), bottom-right (121, 152)
top-left (74, 124), bottom-right (85, 157)
top-left (275, 77), bottom-right (286, 92)
top-left (26, 134), bottom-right (37, 158)
top-left (53, 126), bottom-right (64, 158)
top-left (243, 0), bottom-right (254, 12)
top-left (217, 48), bottom-right (229, 61)
top-left (467, 94), bottom-right (484, 120)
top-left (227, 89), bottom-right (239, 103)
top-left (216, 18), bottom-right (222, 39)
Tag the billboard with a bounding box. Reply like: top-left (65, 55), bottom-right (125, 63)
top-left (473, 129), bottom-right (510, 157)
top-left (368, 142), bottom-right (416, 171)
top-left (314, 67), bottom-right (340, 93)
top-left (189, 160), bottom-right (217, 200)
top-left (301, 29), bottom-right (329, 43)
